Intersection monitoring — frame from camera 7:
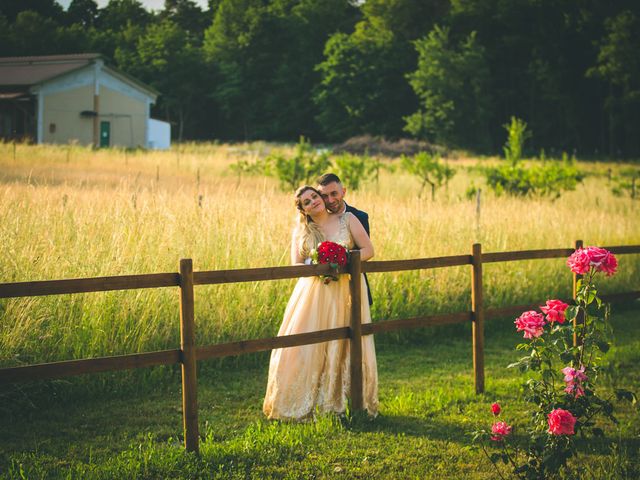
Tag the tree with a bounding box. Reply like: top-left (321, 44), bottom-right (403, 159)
top-left (405, 26), bottom-right (492, 150)
top-left (314, 0), bottom-right (448, 142)
top-left (204, 0), bottom-right (357, 140)
top-left (268, 137), bottom-right (331, 191)
top-left (401, 151), bottom-right (455, 200)
top-left (97, 0), bottom-right (152, 31)
top-left (159, 0), bottom-right (209, 42)
top-left (66, 0), bottom-right (98, 27)
top-left (117, 19), bottom-right (208, 141)
top-left (0, 0), bottom-right (63, 23)
top-left (589, 10), bottom-right (640, 157)
top-left (10, 11), bottom-right (59, 55)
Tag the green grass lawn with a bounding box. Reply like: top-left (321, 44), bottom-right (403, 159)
top-left (1, 304), bottom-right (639, 479)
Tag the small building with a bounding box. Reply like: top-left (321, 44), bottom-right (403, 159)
top-left (0, 53), bottom-right (170, 149)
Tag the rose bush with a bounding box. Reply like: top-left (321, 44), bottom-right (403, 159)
top-left (473, 247), bottom-right (636, 479)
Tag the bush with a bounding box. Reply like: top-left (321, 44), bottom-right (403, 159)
top-left (401, 152), bottom-right (455, 200)
top-left (484, 154), bottom-right (583, 198)
top-left (267, 137), bottom-right (330, 191)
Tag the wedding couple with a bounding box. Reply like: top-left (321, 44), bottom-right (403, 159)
top-left (262, 173), bottom-right (379, 420)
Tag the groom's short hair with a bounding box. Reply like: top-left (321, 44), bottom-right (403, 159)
top-left (317, 173), bottom-right (342, 186)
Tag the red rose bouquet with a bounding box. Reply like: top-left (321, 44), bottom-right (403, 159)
top-left (310, 241), bottom-right (349, 284)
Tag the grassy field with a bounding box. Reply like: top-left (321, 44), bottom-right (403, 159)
top-left (0, 143), bottom-right (639, 478)
top-left (1, 142), bottom-right (638, 370)
top-left (1, 306), bottom-right (639, 479)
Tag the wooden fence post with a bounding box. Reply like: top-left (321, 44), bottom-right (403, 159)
top-left (572, 240), bottom-right (584, 347)
top-left (179, 259), bottom-right (199, 453)
top-left (471, 243), bottom-right (485, 394)
top-left (349, 250), bottom-right (364, 411)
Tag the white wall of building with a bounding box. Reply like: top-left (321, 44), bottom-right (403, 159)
top-left (148, 118), bottom-right (171, 149)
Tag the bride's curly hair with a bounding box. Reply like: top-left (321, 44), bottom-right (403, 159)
top-left (294, 185), bottom-right (325, 259)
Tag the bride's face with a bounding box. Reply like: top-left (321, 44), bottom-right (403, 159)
top-left (299, 189), bottom-right (326, 216)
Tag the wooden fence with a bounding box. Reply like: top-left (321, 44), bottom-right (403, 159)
top-left (1, 241), bottom-right (639, 453)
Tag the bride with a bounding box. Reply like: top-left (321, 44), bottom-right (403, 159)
top-left (263, 185), bottom-right (378, 420)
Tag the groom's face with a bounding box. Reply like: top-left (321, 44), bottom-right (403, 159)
top-left (318, 181), bottom-right (346, 214)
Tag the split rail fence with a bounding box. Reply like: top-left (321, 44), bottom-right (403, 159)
top-left (1, 241), bottom-right (639, 453)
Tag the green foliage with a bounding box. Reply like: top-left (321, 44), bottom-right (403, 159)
top-left (332, 153), bottom-right (372, 191)
top-left (474, 258), bottom-right (636, 479)
top-left (401, 151), bottom-right (455, 200)
top-left (484, 155), bottom-right (583, 198)
top-left (117, 18), bottom-right (207, 140)
top-left (314, 0), bottom-right (440, 141)
top-left (611, 168), bottom-right (639, 199)
top-left (268, 137), bottom-right (330, 191)
top-left (503, 116), bottom-right (531, 165)
top-left (405, 26), bottom-right (492, 150)
top-left (4, 1), bottom-right (640, 154)
top-left (484, 117), bottom-right (582, 198)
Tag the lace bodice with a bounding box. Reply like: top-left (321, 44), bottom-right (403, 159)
top-left (325, 213), bottom-right (353, 248)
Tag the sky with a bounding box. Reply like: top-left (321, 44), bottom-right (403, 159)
top-left (57, 1), bottom-right (209, 11)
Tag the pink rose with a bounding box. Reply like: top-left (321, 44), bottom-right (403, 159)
top-left (491, 421), bottom-right (512, 441)
top-left (586, 247), bottom-right (618, 276)
top-left (547, 408), bottom-right (576, 435)
top-left (562, 365), bottom-right (588, 398)
top-left (491, 402), bottom-right (501, 416)
top-left (567, 248), bottom-right (591, 275)
top-left (540, 299), bottom-right (569, 324)
top-left (562, 366), bottom-right (587, 384)
top-left (564, 384), bottom-right (585, 397)
top-left (586, 246), bottom-right (609, 265)
top-left (515, 311), bottom-right (546, 339)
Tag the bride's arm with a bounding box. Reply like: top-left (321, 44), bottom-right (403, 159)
top-left (290, 228), bottom-right (305, 264)
top-left (348, 214), bottom-right (374, 261)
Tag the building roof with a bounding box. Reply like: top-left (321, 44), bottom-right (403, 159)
top-left (0, 54), bottom-right (101, 86)
top-left (0, 53), bottom-right (158, 97)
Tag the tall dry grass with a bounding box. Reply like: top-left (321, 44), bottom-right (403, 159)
top-left (1, 142), bottom-right (638, 367)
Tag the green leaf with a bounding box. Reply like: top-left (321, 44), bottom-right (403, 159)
top-left (564, 305), bottom-right (578, 321)
top-left (596, 341), bottom-right (610, 353)
top-left (559, 350), bottom-right (574, 363)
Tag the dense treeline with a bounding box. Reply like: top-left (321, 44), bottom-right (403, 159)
top-left (2, 0), bottom-right (639, 157)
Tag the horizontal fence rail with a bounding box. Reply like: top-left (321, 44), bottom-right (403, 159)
top-left (1, 242), bottom-right (639, 453)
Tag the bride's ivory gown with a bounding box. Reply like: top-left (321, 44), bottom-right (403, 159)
top-left (263, 213), bottom-right (378, 420)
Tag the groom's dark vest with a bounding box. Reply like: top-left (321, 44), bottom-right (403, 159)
top-left (345, 203), bottom-right (373, 306)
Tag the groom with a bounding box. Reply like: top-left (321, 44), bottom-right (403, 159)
top-left (316, 173), bottom-right (373, 306)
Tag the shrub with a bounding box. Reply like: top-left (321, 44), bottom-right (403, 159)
top-left (267, 137), bottom-right (330, 191)
top-left (473, 247), bottom-right (636, 479)
top-left (611, 167), bottom-right (639, 199)
top-left (484, 154), bottom-right (583, 198)
top-left (332, 153), bottom-right (371, 191)
top-left (401, 152), bottom-right (455, 200)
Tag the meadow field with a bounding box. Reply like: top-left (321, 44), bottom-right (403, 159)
top-left (1, 142), bottom-right (639, 478)
top-left (0, 142), bottom-right (638, 366)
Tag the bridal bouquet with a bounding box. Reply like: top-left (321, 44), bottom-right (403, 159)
top-left (311, 241), bottom-right (349, 284)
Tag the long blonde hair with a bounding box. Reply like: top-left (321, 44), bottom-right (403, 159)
top-left (294, 185), bottom-right (325, 259)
